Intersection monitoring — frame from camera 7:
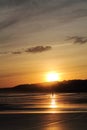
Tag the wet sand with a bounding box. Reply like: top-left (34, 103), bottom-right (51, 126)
top-left (0, 113), bottom-right (87, 130)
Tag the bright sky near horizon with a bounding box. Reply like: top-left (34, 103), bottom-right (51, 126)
top-left (0, 0), bottom-right (87, 88)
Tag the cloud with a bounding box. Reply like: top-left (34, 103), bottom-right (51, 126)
top-left (0, 0), bottom-right (28, 7)
top-left (11, 51), bottom-right (22, 54)
top-left (66, 36), bottom-right (87, 44)
top-left (0, 0), bottom-right (87, 48)
top-left (0, 52), bottom-right (9, 55)
top-left (0, 0), bottom-right (87, 31)
top-left (0, 46), bottom-right (52, 56)
top-left (0, 51), bottom-right (22, 55)
top-left (25, 46), bottom-right (52, 53)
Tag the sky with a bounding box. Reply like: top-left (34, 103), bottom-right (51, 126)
top-left (0, 0), bottom-right (87, 88)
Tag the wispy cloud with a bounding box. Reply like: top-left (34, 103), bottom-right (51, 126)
top-left (67, 36), bottom-right (87, 44)
top-left (25, 46), bottom-right (52, 53)
top-left (0, 0), bottom-right (87, 47)
top-left (0, 0), bottom-right (87, 31)
top-left (0, 51), bottom-right (9, 55)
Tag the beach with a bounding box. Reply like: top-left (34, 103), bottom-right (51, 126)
top-left (0, 93), bottom-right (87, 130)
top-left (0, 113), bottom-right (87, 130)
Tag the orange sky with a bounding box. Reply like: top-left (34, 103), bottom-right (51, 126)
top-left (0, 0), bottom-right (87, 88)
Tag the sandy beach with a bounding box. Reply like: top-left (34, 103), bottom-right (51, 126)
top-left (0, 113), bottom-right (87, 130)
top-left (0, 93), bottom-right (87, 130)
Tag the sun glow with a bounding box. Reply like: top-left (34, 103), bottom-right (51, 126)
top-left (46, 72), bottom-right (60, 82)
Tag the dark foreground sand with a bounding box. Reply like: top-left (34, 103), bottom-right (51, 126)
top-left (0, 113), bottom-right (87, 130)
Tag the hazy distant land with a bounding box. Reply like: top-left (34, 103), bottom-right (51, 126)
top-left (0, 80), bottom-right (87, 93)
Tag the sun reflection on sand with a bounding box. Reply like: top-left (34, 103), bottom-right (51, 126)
top-left (50, 94), bottom-right (58, 113)
top-left (51, 99), bottom-right (56, 108)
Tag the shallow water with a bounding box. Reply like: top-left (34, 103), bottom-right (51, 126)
top-left (0, 93), bottom-right (87, 113)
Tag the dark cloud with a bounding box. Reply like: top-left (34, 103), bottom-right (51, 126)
top-left (0, 46), bottom-right (52, 55)
top-left (0, 51), bottom-right (22, 55)
top-left (25, 46), bottom-right (52, 53)
top-left (12, 51), bottom-right (22, 54)
top-left (67, 36), bottom-right (87, 44)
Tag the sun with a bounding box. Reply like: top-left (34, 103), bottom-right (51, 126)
top-left (46, 72), bottom-right (60, 82)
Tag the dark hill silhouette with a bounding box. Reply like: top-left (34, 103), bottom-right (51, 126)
top-left (0, 79), bottom-right (87, 93)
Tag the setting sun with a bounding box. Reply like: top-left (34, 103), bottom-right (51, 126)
top-left (46, 72), bottom-right (60, 82)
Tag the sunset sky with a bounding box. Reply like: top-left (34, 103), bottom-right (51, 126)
top-left (0, 0), bottom-right (87, 88)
